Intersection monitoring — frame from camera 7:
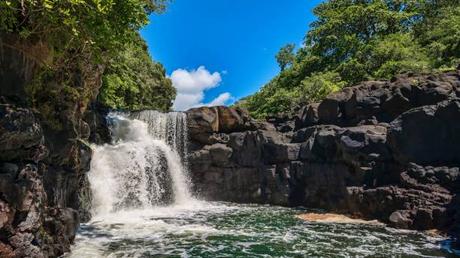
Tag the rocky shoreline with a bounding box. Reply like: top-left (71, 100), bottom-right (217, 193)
top-left (1, 68), bottom-right (459, 256)
top-left (186, 70), bottom-right (460, 241)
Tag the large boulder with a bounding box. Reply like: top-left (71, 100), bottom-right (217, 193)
top-left (295, 103), bottom-right (319, 129)
top-left (227, 131), bottom-right (263, 167)
top-left (186, 106), bottom-right (258, 145)
top-left (318, 87), bottom-right (354, 124)
top-left (388, 99), bottom-right (460, 165)
top-left (303, 71), bottom-right (460, 127)
top-left (187, 106), bottom-right (220, 144)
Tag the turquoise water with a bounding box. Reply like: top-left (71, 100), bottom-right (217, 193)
top-left (67, 202), bottom-right (450, 257)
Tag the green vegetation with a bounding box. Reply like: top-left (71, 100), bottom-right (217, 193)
top-left (240, 0), bottom-right (460, 118)
top-left (0, 0), bottom-right (175, 129)
top-left (99, 34), bottom-right (175, 111)
top-left (276, 44), bottom-right (296, 71)
top-left (0, 0), bottom-right (167, 58)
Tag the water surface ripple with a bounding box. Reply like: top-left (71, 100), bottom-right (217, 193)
top-left (68, 202), bottom-right (448, 258)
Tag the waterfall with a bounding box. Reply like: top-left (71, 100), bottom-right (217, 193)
top-left (88, 111), bottom-right (193, 215)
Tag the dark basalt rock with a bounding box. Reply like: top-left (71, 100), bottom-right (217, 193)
top-left (187, 106), bottom-right (260, 145)
top-left (301, 72), bottom-right (460, 127)
top-left (0, 103), bottom-right (90, 257)
top-left (84, 103), bottom-right (111, 145)
top-left (187, 70), bottom-right (460, 238)
top-left (0, 44), bottom-right (108, 256)
top-left (388, 99), bottom-right (460, 166)
top-left (0, 105), bottom-right (46, 162)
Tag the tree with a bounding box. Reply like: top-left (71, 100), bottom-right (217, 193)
top-left (0, 0), bottom-right (169, 59)
top-left (99, 34), bottom-right (175, 111)
top-left (241, 0), bottom-right (460, 118)
top-left (0, 0), bottom-right (175, 129)
top-left (417, 6), bottom-right (460, 68)
top-left (299, 72), bottom-right (345, 102)
top-left (276, 44), bottom-right (296, 71)
top-left (307, 0), bottom-right (419, 69)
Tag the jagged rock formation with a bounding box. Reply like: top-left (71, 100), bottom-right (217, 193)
top-left (1, 35), bottom-right (459, 256)
top-left (0, 41), bottom-right (110, 257)
top-left (187, 70), bottom-right (460, 237)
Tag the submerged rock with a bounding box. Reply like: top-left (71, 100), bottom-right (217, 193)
top-left (296, 213), bottom-right (383, 225)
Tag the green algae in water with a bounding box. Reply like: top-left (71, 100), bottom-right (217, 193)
top-left (67, 202), bottom-right (449, 258)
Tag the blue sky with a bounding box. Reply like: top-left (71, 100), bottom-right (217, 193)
top-left (141, 0), bottom-right (322, 110)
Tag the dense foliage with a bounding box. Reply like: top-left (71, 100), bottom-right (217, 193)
top-left (240, 0), bottom-right (460, 118)
top-left (0, 0), bottom-right (167, 58)
top-left (0, 0), bottom-right (175, 128)
top-left (99, 34), bottom-right (175, 111)
top-left (276, 44), bottom-right (296, 71)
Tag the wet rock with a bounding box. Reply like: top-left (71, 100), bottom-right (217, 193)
top-left (413, 208), bottom-right (435, 230)
top-left (84, 104), bottom-right (111, 144)
top-left (77, 140), bottom-right (93, 172)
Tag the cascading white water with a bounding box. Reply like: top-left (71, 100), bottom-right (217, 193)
top-left (70, 112), bottom-right (448, 258)
top-left (88, 111), bottom-right (193, 215)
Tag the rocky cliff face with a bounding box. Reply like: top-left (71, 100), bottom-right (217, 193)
top-left (187, 70), bottom-right (460, 237)
top-left (2, 37), bottom-right (459, 256)
top-left (0, 42), bottom-right (110, 257)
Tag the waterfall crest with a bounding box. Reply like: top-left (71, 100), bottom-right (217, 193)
top-left (88, 111), bottom-right (193, 215)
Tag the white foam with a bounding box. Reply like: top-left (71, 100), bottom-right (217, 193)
top-left (89, 112), bottom-right (195, 215)
top-left (68, 110), bottom-right (448, 257)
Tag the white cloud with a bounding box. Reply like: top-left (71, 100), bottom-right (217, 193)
top-left (173, 92), bottom-right (204, 111)
top-left (171, 66), bottom-right (232, 111)
top-left (207, 92), bottom-right (232, 106)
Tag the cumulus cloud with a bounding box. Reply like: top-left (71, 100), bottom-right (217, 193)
top-left (171, 66), bottom-right (232, 111)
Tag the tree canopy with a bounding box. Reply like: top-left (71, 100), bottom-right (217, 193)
top-left (239, 0), bottom-right (460, 118)
top-left (0, 0), bottom-right (175, 120)
top-left (99, 34), bottom-right (175, 111)
top-left (0, 0), bottom-right (168, 58)
top-left (276, 44), bottom-right (296, 71)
